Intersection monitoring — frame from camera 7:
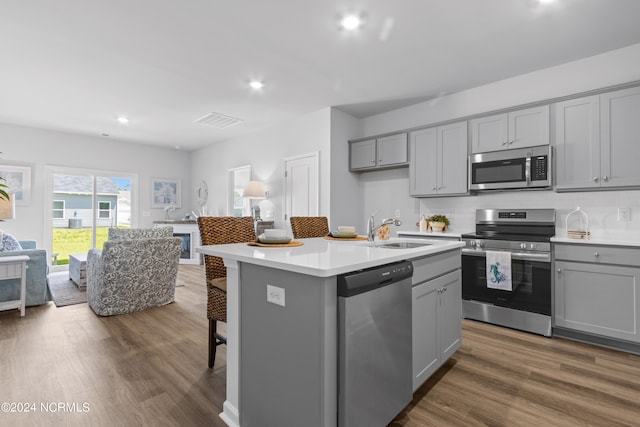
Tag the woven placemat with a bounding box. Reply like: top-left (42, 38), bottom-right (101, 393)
top-left (324, 235), bottom-right (367, 241)
top-left (247, 240), bottom-right (304, 248)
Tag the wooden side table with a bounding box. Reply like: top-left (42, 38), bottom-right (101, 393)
top-left (0, 255), bottom-right (29, 317)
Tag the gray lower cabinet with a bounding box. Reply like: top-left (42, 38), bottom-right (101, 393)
top-left (411, 251), bottom-right (462, 391)
top-left (554, 244), bottom-right (640, 344)
top-left (554, 86), bottom-right (640, 190)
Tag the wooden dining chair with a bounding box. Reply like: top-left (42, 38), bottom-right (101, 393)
top-left (289, 216), bottom-right (330, 238)
top-left (197, 216), bottom-right (256, 368)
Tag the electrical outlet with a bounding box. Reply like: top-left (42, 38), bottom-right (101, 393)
top-left (267, 284), bottom-right (285, 307)
top-left (395, 210), bottom-right (401, 218)
top-left (618, 207), bottom-right (632, 221)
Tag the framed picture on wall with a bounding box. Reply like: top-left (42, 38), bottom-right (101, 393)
top-left (151, 178), bottom-right (181, 208)
top-left (0, 164), bottom-right (32, 206)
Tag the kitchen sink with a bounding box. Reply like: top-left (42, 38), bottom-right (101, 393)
top-left (375, 241), bottom-right (433, 249)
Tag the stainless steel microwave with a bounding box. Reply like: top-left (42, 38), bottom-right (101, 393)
top-left (469, 145), bottom-right (552, 191)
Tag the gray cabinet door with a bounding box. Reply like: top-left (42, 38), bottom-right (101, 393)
top-left (508, 105), bottom-right (550, 149)
top-left (438, 121), bottom-right (468, 195)
top-left (470, 113), bottom-right (508, 153)
top-left (439, 270), bottom-right (462, 360)
top-left (409, 127), bottom-right (438, 196)
top-left (412, 278), bottom-right (440, 391)
top-left (377, 133), bottom-right (408, 167)
top-left (600, 86), bottom-right (640, 188)
top-left (555, 260), bottom-right (640, 343)
top-left (412, 268), bottom-right (462, 391)
top-left (554, 95), bottom-right (600, 190)
top-left (471, 106), bottom-right (549, 153)
top-left (409, 122), bottom-right (467, 197)
top-left (350, 138), bottom-right (376, 170)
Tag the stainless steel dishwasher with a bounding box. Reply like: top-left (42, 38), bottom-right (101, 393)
top-left (338, 260), bottom-right (413, 427)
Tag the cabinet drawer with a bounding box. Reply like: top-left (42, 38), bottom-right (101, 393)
top-left (410, 249), bottom-right (460, 286)
top-left (554, 244), bottom-right (640, 266)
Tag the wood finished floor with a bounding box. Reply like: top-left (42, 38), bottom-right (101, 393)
top-left (1, 265), bottom-right (639, 427)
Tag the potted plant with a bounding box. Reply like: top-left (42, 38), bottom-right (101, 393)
top-left (428, 214), bottom-right (449, 232)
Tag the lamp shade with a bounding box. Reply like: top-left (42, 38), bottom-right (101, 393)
top-left (0, 194), bottom-right (15, 220)
top-left (242, 181), bottom-right (266, 199)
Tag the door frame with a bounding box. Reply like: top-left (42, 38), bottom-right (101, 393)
top-left (283, 151), bottom-right (320, 222)
top-left (44, 165), bottom-right (139, 270)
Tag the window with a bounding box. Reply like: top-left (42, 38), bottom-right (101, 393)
top-left (53, 200), bottom-right (65, 219)
top-left (98, 201), bottom-right (111, 219)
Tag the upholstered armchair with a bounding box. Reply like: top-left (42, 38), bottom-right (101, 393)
top-left (86, 227), bottom-right (182, 316)
top-left (0, 240), bottom-right (50, 306)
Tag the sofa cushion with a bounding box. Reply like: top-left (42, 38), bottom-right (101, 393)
top-left (0, 231), bottom-right (23, 251)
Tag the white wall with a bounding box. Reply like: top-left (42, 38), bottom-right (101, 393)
top-left (190, 108), bottom-right (332, 230)
top-left (0, 122), bottom-right (191, 247)
top-left (329, 108), bottom-right (363, 231)
top-left (362, 43), bottom-right (640, 137)
top-left (356, 42), bottom-right (640, 238)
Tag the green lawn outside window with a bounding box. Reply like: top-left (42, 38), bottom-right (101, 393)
top-left (52, 226), bottom-right (129, 265)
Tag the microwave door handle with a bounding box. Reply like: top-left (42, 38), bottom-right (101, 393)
top-left (525, 155), bottom-right (531, 186)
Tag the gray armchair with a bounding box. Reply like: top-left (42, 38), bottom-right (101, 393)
top-left (86, 227), bottom-right (182, 316)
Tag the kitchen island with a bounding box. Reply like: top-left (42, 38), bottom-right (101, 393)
top-left (197, 236), bottom-right (464, 427)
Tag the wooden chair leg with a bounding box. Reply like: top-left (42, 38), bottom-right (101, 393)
top-left (209, 319), bottom-right (216, 368)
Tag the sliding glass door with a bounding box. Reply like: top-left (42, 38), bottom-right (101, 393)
top-left (45, 167), bottom-right (137, 270)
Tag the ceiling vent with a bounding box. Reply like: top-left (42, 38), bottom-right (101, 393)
top-left (193, 112), bottom-right (243, 129)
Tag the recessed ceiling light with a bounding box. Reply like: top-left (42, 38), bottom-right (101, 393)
top-left (117, 116), bottom-right (129, 124)
top-left (340, 14), bottom-right (362, 30)
top-left (249, 80), bottom-right (264, 90)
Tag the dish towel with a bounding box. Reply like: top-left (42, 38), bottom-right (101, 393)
top-left (486, 250), bottom-right (512, 291)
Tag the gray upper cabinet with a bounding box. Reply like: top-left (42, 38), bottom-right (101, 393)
top-left (349, 133), bottom-right (408, 171)
top-left (409, 121), bottom-right (468, 197)
top-left (554, 86), bottom-right (640, 190)
top-left (349, 138), bottom-right (377, 170)
top-left (554, 243), bottom-right (640, 344)
top-left (553, 95), bottom-right (600, 190)
top-left (470, 105), bottom-right (550, 153)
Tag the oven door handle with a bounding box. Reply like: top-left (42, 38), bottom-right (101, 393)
top-left (461, 248), bottom-right (550, 263)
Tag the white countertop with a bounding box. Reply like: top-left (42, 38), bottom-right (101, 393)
top-left (552, 235), bottom-right (640, 247)
top-left (197, 237), bottom-right (464, 278)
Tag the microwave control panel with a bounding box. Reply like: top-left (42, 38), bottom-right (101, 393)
top-left (531, 155), bottom-right (548, 181)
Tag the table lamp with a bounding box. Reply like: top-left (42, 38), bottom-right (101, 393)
top-left (0, 194), bottom-right (15, 220)
top-left (242, 181), bottom-right (266, 220)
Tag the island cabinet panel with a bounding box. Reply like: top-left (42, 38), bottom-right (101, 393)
top-left (554, 244), bottom-right (640, 345)
top-left (409, 121), bottom-right (467, 197)
top-left (470, 105), bottom-right (549, 153)
top-left (239, 264), bottom-right (337, 427)
top-left (554, 86), bottom-right (640, 190)
top-left (410, 250), bottom-right (462, 391)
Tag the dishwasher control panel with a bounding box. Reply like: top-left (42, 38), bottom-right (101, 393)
top-left (337, 261), bottom-right (413, 297)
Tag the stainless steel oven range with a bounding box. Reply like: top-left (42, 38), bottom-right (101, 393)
top-left (461, 209), bottom-right (555, 336)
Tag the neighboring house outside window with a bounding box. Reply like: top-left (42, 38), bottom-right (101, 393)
top-left (98, 201), bottom-right (111, 219)
top-left (53, 200), bottom-right (65, 219)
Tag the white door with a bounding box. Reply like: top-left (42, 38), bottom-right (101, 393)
top-left (284, 152), bottom-right (319, 221)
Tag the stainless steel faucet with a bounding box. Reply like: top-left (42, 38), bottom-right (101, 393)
top-left (367, 214), bottom-right (402, 242)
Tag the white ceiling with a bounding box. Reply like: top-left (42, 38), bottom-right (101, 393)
top-left (2, 0), bottom-right (640, 151)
